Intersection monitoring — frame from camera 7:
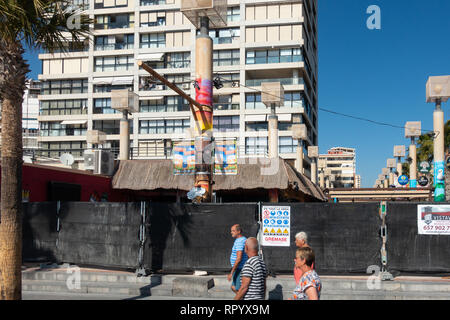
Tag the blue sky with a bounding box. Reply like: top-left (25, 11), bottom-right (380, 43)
top-left (23, 0), bottom-right (450, 187)
top-left (317, 0), bottom-right (450, 186)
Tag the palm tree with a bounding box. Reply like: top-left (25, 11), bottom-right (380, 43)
top-left (0, 0), bottom-right (90, 300)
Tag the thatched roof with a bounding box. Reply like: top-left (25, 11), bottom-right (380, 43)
top-left (112, 158), bottom-right (326, 201)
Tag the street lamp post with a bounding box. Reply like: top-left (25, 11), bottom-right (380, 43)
top-left (387, 159), bottom-right (396, 187)
top-left (308, 146), bottom-right (319, 184)
top-left (405, 121), bottom-right (421, 188)
top-left (393, 145), bottom-right (405, 186)
top-left (382, 168), bottom-right (389, 188)
top-left (426, 76), bottom-right (450, 202)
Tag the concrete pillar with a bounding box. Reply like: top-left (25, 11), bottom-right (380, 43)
top-left (194, 16), bottom-right (214, 202)
top-left (433, 102), bottom-right (445, 201)
top-left (296, 139), bottom-right (303, 174)
top-left (389, 171), bottom-right (395, 186)
top-left (383, 178), bottom-right (388, 188)
top-left (311, 159), bottom-right (317, 183)
top-left (409, 141), bottom-right (417, 188)
top-left (119, 111), bottom-right (129, 160)
top-left (319, 171), bottom-right (325, 188)
top-left (268, 113), bottom-right (278, 159)
top-left (396, 159), bottom-right (402, 176)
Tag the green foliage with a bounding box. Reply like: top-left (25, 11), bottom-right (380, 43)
top-left (0, 0), bottom-right (92, 52)
top-left (403, 120), bottom-right (450, 171)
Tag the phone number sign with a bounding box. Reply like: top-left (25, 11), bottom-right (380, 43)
top-left (261, 206), bottom-right (290, 247)
top-left (418, 205), bottom-right (450, 235)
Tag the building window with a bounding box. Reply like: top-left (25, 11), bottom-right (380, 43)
top-left (245, 121), bottom-right (267, 132)
top-left (279, 137), bottom-right (297, 154)
top-left (38, 141), bottom-right (87, 158)
top-left (208, 28), bottom-right (240, 44)
top-left (40, 99), bottom-right (87, 116)
top-left (94, 14), bottom-right (134, 30)
top-left (41, 79), bottom-right (88, 95)
top-left (227, 7), bottom-right (240, 22)
top-left (216, 73), bottom-right (239, 88)
top-left (95, 34), bottom-right (134, 51)
top-left (40, 122), bottom-right (87, 137)
top-left (94, 0), bottom-right (127, 9)
top-left (245, 93), bottom-right (266, 109)
top-left (245, 137), bottom-right (268, 155)
top-left (94, 84), bottom-right (133, 93)
top-left (140, 0), bottom-right (166, 5)
top-left (139, 97), bottom-right (190, 113)
top-left (166, 52), bottom-right (190, 68)
top-left (284, 92), bottom-right (303, 108)
top-left (213, 49), bottom-right (240, 66)
top-left (213, 94), bottom-right (239, 110)
top-left (93, 120), bottom-right (121, 135)
top-left (213, 116), bottom-right (239, 132)
top-left (93, 98), bottom-right (118, 114)
top-left (140, 12), bottom-right (166, 27)
top-left (246, 48), bottom-right (302, 64)
top-left (139, 119), bottom-right (190, 134)
top-left (94, 56), bottom-right (133, 71)
top-left (140, 33), bottom-right (165, 48)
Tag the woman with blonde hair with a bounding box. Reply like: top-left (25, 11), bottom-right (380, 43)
top-left (292, 247), bottom-right (322, 300)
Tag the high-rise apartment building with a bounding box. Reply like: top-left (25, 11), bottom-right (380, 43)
top-left (319, 147), bottom-right (358, 188)
top-left (37, 0), bottom-right (318, 177)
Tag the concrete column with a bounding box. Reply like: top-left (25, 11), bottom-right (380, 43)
top-left (194, 16), bottom-right (214, 202)
top-left (319, 171), bottom-right (325, 188)
top-left (268, 113), bottom-right (278, 159)
top-left (389, 171), bottom-right (395, 186)
top-left (409, 142), bottom-right (417, 188)
top-left (433, 102), bottom-right (445, 201)
top-left (311, 158), bottom-right (317, 183)
top-left (383, 178), bottom-right (388, 188)
top-left (396, 159), bottom-right (402, 176)
top-left (296, 139), bottom-right (303, 174)
top-left (119, 111), bottom-right (129, 160)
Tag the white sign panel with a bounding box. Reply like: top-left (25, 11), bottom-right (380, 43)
top-left (261, 206), bottom-right (290, 247)
top-left (418, 205), bottom-right (450, 235)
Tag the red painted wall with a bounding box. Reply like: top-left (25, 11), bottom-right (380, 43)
top-left (4, 163), bottom-right (127, 202)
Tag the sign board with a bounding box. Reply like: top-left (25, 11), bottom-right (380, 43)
top-left (261, 205), bottom-right (290, 247)
top-left (214, 140), bottom-right (237, 175)
top-left (173, 141), bottom-right (195, 175)
top-left (419, 161), bottom-right (431, 173)
top-left (393, 145), bottom-right (406, 158)
top-left (398, 175), bottom-right (409, 186)
top-left (308, 146), bottom-right (319, 158)
top-left (405, 121), bottom-right (421, 138)
top-left (418, 175), bottom-right (429, 187)
top-left (418, 205), bottom-right (450, 235)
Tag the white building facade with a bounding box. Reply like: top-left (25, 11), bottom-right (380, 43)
top-left (37, 0), bottom-right (318, 176)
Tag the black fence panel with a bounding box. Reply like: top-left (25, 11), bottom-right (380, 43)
top-left (144, 203), bottom-right (258, 272)
top-left (386, 202), bottom-right (450, 274)
top-left (56, 202), bottom-right (142, 269)
top-left (261, 203), bottom-right (381, 275)
top-left (22, 202), bottom-right (58, 262)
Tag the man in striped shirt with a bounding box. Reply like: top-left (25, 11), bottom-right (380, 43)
top-left (234, 237), bottom-right (268, 300)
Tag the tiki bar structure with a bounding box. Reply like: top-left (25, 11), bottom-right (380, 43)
top-left (112, 158), bottom-right (326, 203)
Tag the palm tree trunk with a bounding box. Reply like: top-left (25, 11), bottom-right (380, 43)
top-left (0, 41), bottom-right (28, 300)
